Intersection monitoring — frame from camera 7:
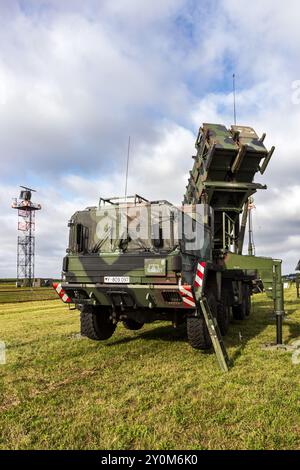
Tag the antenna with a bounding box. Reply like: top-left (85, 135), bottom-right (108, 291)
top-left (124, 136), bottom-right (131, 200)
top-left (11, 186), bottom-right (42, 287)
top-left (233, 73), bottom-right (237, 125)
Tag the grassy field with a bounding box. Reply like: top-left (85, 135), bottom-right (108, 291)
top-left (0, 285), bottom-right (56, 303)
top-left (1, 287), bottom-right (300, 450)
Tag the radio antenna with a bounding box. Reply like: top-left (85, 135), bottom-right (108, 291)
top-left (233, 73), bottom-right (237, 125)
top-left (124, 136), bottom-right (131, 201)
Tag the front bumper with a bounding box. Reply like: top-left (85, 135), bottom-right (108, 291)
top-left (53, 282), bottom-right (196, 310)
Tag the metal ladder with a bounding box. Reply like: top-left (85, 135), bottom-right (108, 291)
top-left (199, 297), bottom-right (231, 372)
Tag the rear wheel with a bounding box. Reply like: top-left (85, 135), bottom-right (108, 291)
top-left (244, 285), bottom-right (251, 316)
top-left (232, 303), bottom-right (245, 320)
top-left (123, 319), bottom-right (144, 331)
top-left (217, 291), bottom-right (230, 336)
top-left (232, 284), bottom-right (251, 320)
top-left (80, 306), bottom-right (116, 340)
top-left (187, 292), bottom-right (217, 350)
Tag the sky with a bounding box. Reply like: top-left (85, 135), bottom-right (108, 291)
top-left (1, 0), bottom-right (300, 277)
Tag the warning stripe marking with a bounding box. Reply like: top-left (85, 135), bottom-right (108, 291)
top-left (53, 283), bottom-right (71, 304)
top-left (179, 286), bottom-right (194, 299)
top-left (182, 296), bottom-right (196, 308)
top-left (194, 262), bottom-right (206, 288)
top-left (179, 284), bottom-right (196, 308)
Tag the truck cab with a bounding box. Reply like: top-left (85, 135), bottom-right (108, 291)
top-left (59, 196), bottom-right (213, 338)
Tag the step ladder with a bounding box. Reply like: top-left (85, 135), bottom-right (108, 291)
top-left (199, 297), bottom-right (231, 372)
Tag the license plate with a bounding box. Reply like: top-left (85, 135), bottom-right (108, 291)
top-left (104, 276), bottom-right (130, 284)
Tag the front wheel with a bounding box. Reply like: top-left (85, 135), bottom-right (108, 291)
top-left (187, 315), bottom-right (211, 350)
top-left (80, 306), bottom-right (116, 340)
top-left (187, 292), bottom-right (217, 350)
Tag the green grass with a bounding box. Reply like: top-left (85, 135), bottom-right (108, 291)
top-left (0, 286), bottom-right (56, 303)
top-left (1, 287), bottom-right (300, 450)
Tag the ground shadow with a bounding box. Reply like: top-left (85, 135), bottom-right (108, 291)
top-left (107, 323), bottom-right (187, 347)
top-left (226, 297), bottom-right (300, 364)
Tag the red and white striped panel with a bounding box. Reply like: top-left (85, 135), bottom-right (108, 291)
top-left (179, 284), bottom-right (196, 308)
top-left (194, 262), bottom-right (206, 288)
top-left (53, 283), bottom-right (71, 304)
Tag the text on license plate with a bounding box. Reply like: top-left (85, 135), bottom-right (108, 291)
top-left (104, 276), bottom-right (130, 284)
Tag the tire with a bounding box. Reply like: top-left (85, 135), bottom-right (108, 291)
top-left (187, 292), bottom-right (217, 350)
top-left (232, 303), bottom-right (245, 320)
top-left (232, 284), bottom-right (250, 320)
top-left (244, 285), bottom-right (251, 316)
top-left (122, 319), bottom-right (144, 331)
top-left (217, 291), bottom-right (230, 336)
top-left (80, 306), bottom-right (116, 341)
top-left (187, 316), bottom-right (211, 350)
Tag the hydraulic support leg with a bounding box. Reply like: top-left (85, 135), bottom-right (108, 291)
top-left (273, 260), bottom-right (284, 345)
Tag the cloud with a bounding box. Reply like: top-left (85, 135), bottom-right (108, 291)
top-left (0, 0), bottom-right (194, 180)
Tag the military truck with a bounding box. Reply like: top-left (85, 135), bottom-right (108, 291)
top-left (54, 124), bottom-right (285, 370)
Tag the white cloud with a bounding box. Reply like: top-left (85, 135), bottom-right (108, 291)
top-left (0, 1), bottom-right (193, 179)
top-left (129, 122), bottom-right (195, 203)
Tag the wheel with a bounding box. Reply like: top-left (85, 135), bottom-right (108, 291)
top-left (187, 316), bottom-right (211, 350)
top-left (217, 291), bottom-right (230, 336)
top-left (122, 319), bottom-right (144, 331)
top-left (187, 292), bottom-right (217, 350)
top-left (232, 303), bottom-right (245, 320)
top-left (232, 284), bottom-right (250, 320)
top-left (80, 306), bottom-right (116, 340)
top-left (244, 285), bottom-right (251, 316)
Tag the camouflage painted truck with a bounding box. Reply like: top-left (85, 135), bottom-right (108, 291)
top-left (54, 124), bottom-right (285, 371)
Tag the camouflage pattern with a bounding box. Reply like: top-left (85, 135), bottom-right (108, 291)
top-left (59, 197), bottom-right (214, 314)
top-left (185, 124), bottom-right (274, 252)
